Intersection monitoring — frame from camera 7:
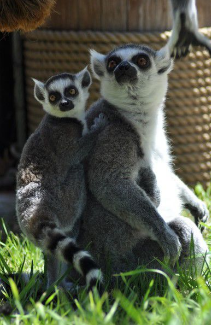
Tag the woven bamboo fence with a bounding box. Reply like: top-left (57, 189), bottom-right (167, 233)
top-left (22, 28), bottom-right (211, 187)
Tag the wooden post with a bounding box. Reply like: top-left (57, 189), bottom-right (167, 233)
top-left (43, 0), bottom-right (211, 31)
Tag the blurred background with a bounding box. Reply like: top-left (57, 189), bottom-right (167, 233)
top-left (0, 0), bottom-right (211, 235)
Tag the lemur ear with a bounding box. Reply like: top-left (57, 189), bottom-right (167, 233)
top-left (77, 67), bottom-right (92, 88)
top-left (156, 45), bottom-right (173, 75)
top-left (32, 78), bottom-right (45, 102)
top-left (90, 49), bottom-right (106, 79)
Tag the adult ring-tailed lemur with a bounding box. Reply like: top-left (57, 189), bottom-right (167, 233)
top-left (169, 0), bottom-right (211, 58)
top-left (73, 44), bottom-right (209, 286)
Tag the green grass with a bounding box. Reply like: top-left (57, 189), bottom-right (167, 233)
top-left (0, 184), bottom-right (211, 324)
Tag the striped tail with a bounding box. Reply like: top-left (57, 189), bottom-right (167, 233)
top-left (41, 225), bottom-right (103, 291)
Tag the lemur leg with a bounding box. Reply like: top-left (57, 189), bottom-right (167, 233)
top-left (133, 216), bottom-right (208, 275)
top-left (169, 0), bottom-right (211, 58)
top-left (46, 255), bottom-right (74, 291)
top-left (174, 175), bottom-right (209, 227)
top-left (89, 176), bottom-right (181, 265)
top-left (46, 254), bottom-right (60, 288)
top-left (168, 216), bottom-right (209, 274)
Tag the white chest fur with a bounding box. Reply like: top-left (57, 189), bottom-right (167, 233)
top-left (123, 106), bottom-right (183, 223)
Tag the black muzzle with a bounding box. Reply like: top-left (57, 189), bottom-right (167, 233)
top-left (114, 61), bottom-right (137, 83)
top-left (59, 99), bottom-right (74, 111)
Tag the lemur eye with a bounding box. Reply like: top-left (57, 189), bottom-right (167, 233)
top-left (49, 94), bottom-right (56, 102)
top-left (108, 60), bottom-right (117, 70)
top-left (69, 88), bottom-right (76, 95)
top-left (107, 55), bottom-right (122, 72)
top-left (107, 57), bottom-right (121, 72)
top-left (137, 55), bottom-right (150, 69)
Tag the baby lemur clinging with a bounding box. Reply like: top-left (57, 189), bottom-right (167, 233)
top-left (76, 44), bottom-right (209, 280)
top-left (16, 68), bottom-right (106, 291)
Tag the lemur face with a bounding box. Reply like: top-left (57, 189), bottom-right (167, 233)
top-left (90, 44), bottom-right (173, 109)
top-left (33, 68), bottom-right (92, 118)
top-left (106, 46), bottom-right (153, 85)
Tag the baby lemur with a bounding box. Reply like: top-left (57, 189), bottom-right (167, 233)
top-left (16, 68), bottom-right (106, 291)
top-left (75, 44), bottom-right (209, 280)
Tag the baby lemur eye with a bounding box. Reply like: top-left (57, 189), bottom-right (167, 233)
top-left (69, 88), bottom-right (76, 95)
top-left (49, 94), bottom-right (56, 102)
top-left (65, 86), bottom-right (78, 97)
top-left (49, 91), bottom-right (61, 103)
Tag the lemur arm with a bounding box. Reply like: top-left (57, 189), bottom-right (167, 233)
top-left (88, 125), bottom-right (181, 265)
top-left (137, 167), bottom-right (160, 208)
top-left (168, 0), bottom-right (211, 58)
top-left (173, 174), bottom-right (209, 225)
top-left (70, 114), bottom-right (108, 165)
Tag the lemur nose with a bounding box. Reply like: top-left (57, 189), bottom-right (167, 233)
top-left (119, 61), bottom-right (130, 71)
top-left (59, 99), bottom-right (74, 111)
top-left (61, 100), bottom-right (69, 106)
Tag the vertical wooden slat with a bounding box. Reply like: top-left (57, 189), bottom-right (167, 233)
top-left (197, 0), bottom-right (211, 28)
top-left (165, 0), bottom-right (173, 31)
top-left (142, 0), bottom-right (172, 31)
top-left (197, 0), bottom-right (205, 28)
top-left (43, 0), bottom-right (211, 31)
top-left (78, 0), bottom-right (102, 30)
top-left (127, 0), bottom-right (143, 31)
top-left (44, 0), bottom-right (79, 30)
top-left (101, 0), bottom-right (127, 31)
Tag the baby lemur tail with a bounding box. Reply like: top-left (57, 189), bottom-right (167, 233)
top-left (37, 223), bottom-right (103, 291)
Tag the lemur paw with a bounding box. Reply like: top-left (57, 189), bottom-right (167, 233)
top-left (91, 113), bottom-right (109, 131)
top-left (197, 200), bottom-right (209, 223)
top-left (159, 227), bottom-right (182, 266)
top-left (194, 200), bottom-right (209, 225)
top-left (169, 12), bottom-right (211, 59)
top-left (185, 200), bottom-right (209, 231)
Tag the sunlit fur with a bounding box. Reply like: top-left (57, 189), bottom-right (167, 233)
top-left (0, 0), bottom-right (55, 32)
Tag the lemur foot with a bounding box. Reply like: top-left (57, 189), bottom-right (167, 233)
top-left (91, 113), bottom-right (109, 131)
top-left (60, 281), bottom-right (103, 297)
top-left (158, 227), bottom-right (182, 266)
top-left (60, 280), bottom-right (75, 292)
top-left (169, 12), bottom-right (211, 59)
top-left (87, 278), bottom-right (104, 296)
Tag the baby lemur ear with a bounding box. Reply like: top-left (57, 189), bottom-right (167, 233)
top-left (156, 45), bottom-right (173, 75)
top-left (77, 67), bottom-right (92, 88)
top-left (90, 49), bottom-right (106, 79)
top-left (32, 78), bottom-right (45, 102)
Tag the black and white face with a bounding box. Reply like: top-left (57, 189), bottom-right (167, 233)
top-left (33, 68), bottom-right (92, 119)
top-left (106, 46), bottom-right (153, 84)
top-left (90, 44), bottom-right (173, 109)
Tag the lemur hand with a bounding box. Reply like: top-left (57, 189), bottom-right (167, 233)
top-left (185, 200), bottom-right (209, 231)
top-left (91, 113), bottom-right (109, 131)
top-left (169, 12), bottom-right (211, 59)
top-left (158, 226), bottom-right (182, 266)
